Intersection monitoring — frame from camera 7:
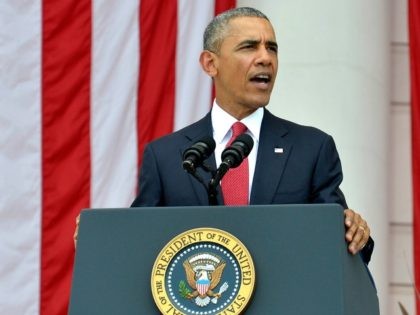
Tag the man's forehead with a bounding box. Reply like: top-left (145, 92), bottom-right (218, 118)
top-left (224, 17), bottom-right (276, 42)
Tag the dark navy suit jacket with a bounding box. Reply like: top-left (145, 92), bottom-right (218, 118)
top-left (132, 109), bottom-right (346, 207)
top-left (131, 109), bottom-right (373, 262)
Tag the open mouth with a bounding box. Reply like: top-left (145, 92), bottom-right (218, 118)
top-left (250, 73), bottom-right (271, 84)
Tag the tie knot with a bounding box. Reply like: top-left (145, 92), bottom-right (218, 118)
top-left (231, 122), bottom-right (247, 137)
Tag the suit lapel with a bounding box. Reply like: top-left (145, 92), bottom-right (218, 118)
top-left (178, 113), bottom-right (223, 205)
top-left (250, 110), bottom-right (292, 205)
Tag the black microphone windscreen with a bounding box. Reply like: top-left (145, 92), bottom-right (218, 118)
top-left (233, 134), bottom-right (254, 156)
top-left (221, 133), bottom-right (254, 168)
top-left (198, 136), bottom-right (216, 152)
top-left (182, 136), bottom-right (216, 173)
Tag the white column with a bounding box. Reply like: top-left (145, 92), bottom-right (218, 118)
top-left (238, 1), bottom-right (390, 313)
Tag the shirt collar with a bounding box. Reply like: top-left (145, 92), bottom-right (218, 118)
top-left (211, 100), bottom-right (264, 144)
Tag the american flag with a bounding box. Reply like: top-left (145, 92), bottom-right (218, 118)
top-left (0, 1), bottom-right (235, 314)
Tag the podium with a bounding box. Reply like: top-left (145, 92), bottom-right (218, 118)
top-left (69, 204), bottom-right (379, 314)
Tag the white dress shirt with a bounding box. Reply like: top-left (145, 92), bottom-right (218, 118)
top-left (211, 101), bottom-right (264, 197)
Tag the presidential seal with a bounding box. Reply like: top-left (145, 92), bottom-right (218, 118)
top-left (151, 228), bottom-right (255, 315)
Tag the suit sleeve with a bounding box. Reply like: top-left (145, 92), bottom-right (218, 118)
top-left (311, 135), bottom-right (347, 208)
top-left (311, 135), bottom-right (374, 264)
top-left (131, 144), bottom-right (163, 207)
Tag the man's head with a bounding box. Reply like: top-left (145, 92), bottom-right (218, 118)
top-left (203, 7), bottom-right (269, 54)
top-left (200, 7), bottom-right (278, 120)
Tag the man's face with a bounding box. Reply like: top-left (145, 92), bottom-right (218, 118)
top-left (212, 17), bottom-right (278, 118)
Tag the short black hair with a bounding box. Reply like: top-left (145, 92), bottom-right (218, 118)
top-left (203, 7), bottom-right (270, 53)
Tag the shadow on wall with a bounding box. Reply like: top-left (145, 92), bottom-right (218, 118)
top-left (398, 302), bottom-right (409, 315)
top-left (398, 284), bottom-right (420, 315)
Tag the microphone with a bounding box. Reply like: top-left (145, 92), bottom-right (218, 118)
top-left (221, 133), bottom-right (254, 168)
top-left (211, 134), bottom-right (254, 184)
top-left (182, 136), bottom-right (216, 174)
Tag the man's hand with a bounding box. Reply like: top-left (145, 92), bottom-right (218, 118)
top-left (344, 209), bottom-right (370, 255)
top-left (73, 214), bottom-right (80, 248)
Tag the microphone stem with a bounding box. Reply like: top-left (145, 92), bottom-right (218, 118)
top-left (212, 162), bottom-right (230, 186)
top-left (208, 184), bottom-right (218, 206)
top-left (207, 162), bottom-right (230, 206)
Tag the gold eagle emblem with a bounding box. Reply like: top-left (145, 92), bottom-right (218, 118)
top-left (180, 253), bottom-right (229, 307)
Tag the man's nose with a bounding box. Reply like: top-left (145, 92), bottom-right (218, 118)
top-left (255, 47), bottom-right (273, 66)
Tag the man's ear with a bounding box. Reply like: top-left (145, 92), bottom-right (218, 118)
top-left (199, 50), bottom-right (218, 77)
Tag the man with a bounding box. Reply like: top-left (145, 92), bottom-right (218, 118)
top-left (132, 7), bottom-right (373, 262)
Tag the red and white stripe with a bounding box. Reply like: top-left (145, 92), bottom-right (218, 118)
top-left (0, 1), bottom-right (235, 314)
top-left (409, 0), bottom-right (420, 313)
top-left (197, 282), bottom-right (211, 296)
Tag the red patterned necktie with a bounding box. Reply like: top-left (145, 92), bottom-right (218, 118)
top-left (221, 122), bottom-right (249, 205)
